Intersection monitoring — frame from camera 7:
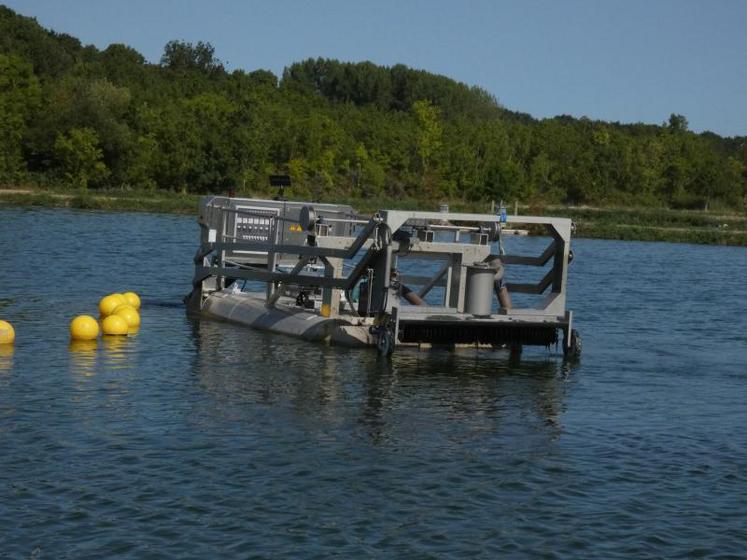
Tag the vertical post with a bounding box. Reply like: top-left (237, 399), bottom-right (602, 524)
top-left (321, 257), bottom-right (342, 317)
top-left (444, 255), bottom-right (454, 307)
top-left (218, 207), bottom-right (227, 289)
top-left (266, 215), bottom-right (279, 303)
top-left (447, 253), bottom-right (462, 310)
top-left (456, 255), bottom-right (468, 313)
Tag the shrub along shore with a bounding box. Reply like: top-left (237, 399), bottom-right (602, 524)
top-left (2, 187), bottom-right (745, 246)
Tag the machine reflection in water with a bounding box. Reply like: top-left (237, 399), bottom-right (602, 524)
top-left (188, 316), bottom-right (575, 446)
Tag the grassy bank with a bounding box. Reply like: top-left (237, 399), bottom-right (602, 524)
top-left (2, 187), bottom-right (746, 246)
top-left (0, 188), bottom-right (199, 214)
top-left (547, 206), bottom-right (747, 246)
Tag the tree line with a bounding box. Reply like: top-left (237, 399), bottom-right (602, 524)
top-left (1, 5), bottom-right (745, 209)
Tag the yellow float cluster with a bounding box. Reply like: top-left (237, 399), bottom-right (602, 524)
top-left (0, 292), bottom-right (141, 348)
top-left (69, 292), bottom-right (142, 341)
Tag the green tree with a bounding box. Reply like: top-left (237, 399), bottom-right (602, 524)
top-left (412, 99), bottom-right (442, 174)
top-left (160, 40), bottom-right (224, 74)
top-left (667, 113), bottom-right (689, 133)
top-left (0, 4), bottom-right (745, 211)
top-left (53, 127), bottom-right (109, 189)
top-left (0, 54), bottom-right (40, 182)
top-left (99, 43), bottom-right (146, 86)
top-left (353, 143), bottom-right (387, 196)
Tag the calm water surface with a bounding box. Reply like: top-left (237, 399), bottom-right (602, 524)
top-left (0, 207), bottom-right (745, 558)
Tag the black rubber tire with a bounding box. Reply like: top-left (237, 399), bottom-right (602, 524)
top-left (377, 328), bottom-right (395, 356)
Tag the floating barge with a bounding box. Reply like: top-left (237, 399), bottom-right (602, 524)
top-left (186, 195), bottom-right (580, 357)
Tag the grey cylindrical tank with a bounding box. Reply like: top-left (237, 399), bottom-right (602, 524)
top-left (464, 262), bottom-right (495, 317)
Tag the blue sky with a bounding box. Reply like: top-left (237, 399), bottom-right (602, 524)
top-left (5, 0), bottom-right (746, 136)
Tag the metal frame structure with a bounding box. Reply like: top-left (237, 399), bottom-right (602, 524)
top-left (187, 196), bottom-right (579, 356)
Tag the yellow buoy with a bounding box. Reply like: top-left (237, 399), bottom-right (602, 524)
top-left (70, 315), bottom-right (100, 340)
top-left (101, 314), bottom-right (128, 336)
top-left (122, 291), bottom-right (141, 310)
top-left (99, 294), bottom-right (125, 317)
top-left (0, 320), bottom-right (16, 345)
top-left (113, 305), bottom-right (140, 328)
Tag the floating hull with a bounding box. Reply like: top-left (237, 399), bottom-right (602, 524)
top-left (194, 289), bottom-right (570, 351)
top-left (200, 290), bottom-right (376, 347)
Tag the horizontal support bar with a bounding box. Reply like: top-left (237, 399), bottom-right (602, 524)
top-left (382, 210), bottom-right (572, 227)
top-left (400, 274), bottom-right (448, 287)
top-left (505, 267), bottom-right (555, 294)
top-left (210, 241), bottom-right (351, 259)
top-left (501, 241), bottom-right (557, 266)
top-left (196, 265), bottom-right (349, 289)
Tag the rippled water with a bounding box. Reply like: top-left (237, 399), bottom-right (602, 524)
top-left (1, 206), bottom-right (745, 558)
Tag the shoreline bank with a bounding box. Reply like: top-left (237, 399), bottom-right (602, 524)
top-left (2, 188), bottom-right (745, 246)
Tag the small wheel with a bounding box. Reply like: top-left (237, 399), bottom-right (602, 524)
top-left (377, 328), bottom-right (395, 356)
top-left (563, 329), bottom-right (581, 359)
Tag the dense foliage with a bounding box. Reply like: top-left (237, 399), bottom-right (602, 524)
top-left (1, 6), bottom-right (745, 209)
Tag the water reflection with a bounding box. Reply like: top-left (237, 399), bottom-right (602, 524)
top-left (102, 335), bottom-right (136, 370)
top-left (363, 350), bottom-right (570, 440)
top-left (188, 316), bottom-right (572, 444)
top-left (0, 344), bottom-right (14, 372)
top-left (68, 339), bottom-right (98, 377)
top-left (68, 334), bottom-right (138, 376)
